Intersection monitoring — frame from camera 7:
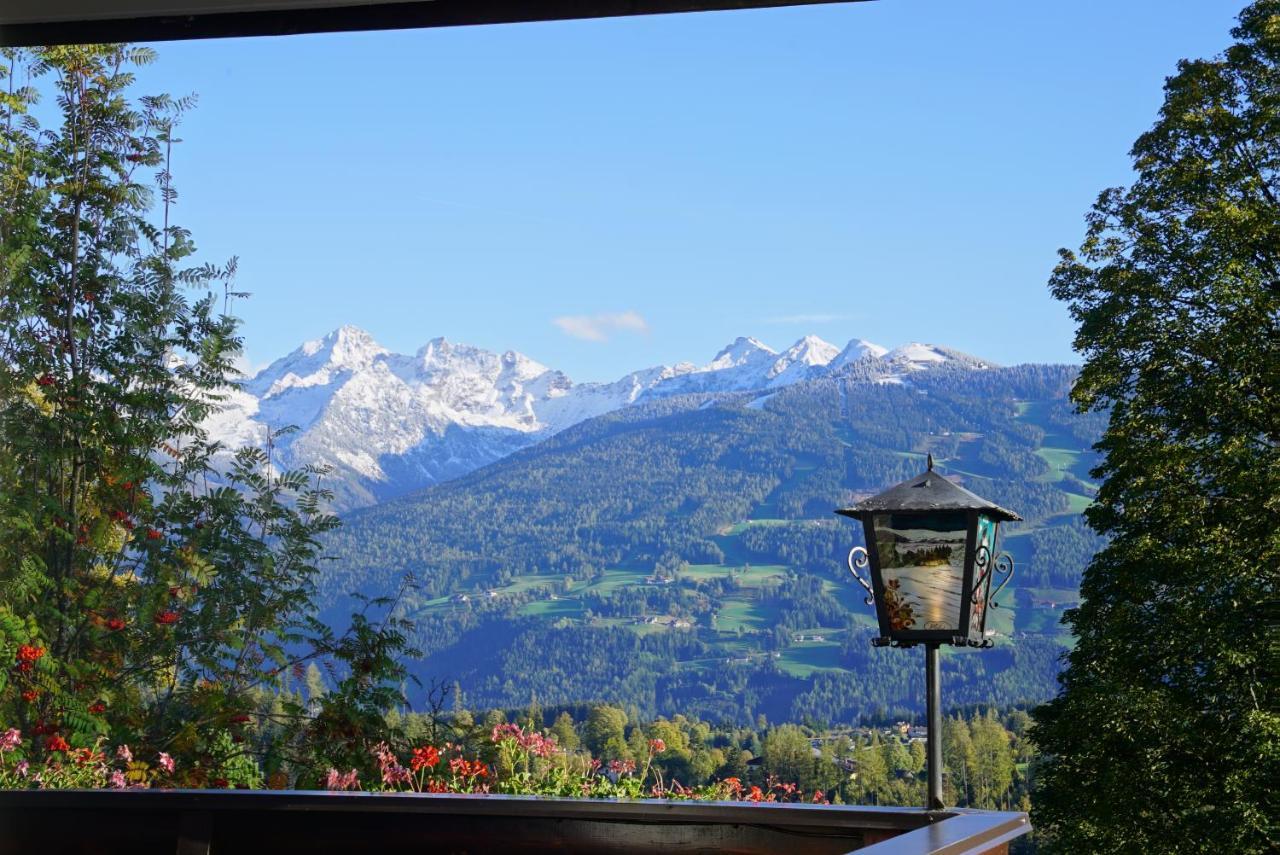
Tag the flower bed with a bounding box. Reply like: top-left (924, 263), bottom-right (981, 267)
top-left (0, 722), bottom-right (823, 804)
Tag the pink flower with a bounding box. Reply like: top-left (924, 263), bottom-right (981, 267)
top-left (369, 742), bottom-right (410, 785)
top-left (648, 738), bottom-right (666, 755)
top-left (0, 728), bottom-right (20, 753)
top-left (490, 723), bottom-right (557, 757)
top-left (381, 763), bottom-right (412, 786)
top-left (15, 760), bottom-right (29, 778)
top-left (325, 768), bottom-right (360, 791)
top-left (157, 752), bottom-right (175, 774)
top-left (525, 731), bottom-right (557, 758)
top-left (110, 770), bottom-right (127, 789)
top-left (115, 744), bottom-right (133, 764)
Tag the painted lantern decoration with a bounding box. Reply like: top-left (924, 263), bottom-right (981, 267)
top-left (836, 457), bottom-right (1021, 648)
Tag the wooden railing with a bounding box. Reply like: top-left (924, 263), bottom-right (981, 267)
top-left (0, 789), bottom-right (1029, 854)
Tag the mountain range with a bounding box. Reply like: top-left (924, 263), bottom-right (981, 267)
top-left (208, 327), bottom-right (997, 509)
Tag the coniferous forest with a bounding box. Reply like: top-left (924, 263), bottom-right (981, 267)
top-left (319, 364), bottom-right (1101, 723)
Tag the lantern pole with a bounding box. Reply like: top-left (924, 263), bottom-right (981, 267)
top-left (925, 641), bottom-right (944, 811)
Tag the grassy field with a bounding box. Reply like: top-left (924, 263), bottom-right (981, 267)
top-left (725, 518), bottom-right (791, 536)
top-left (715, 600), bottom-right (781, 633)
top-left (1016, 608), bottom-right (1068, 635)
top-left (517, 597), bottom-right (581, 618)
top-left (1017, 399), bottom-right (1099, 489)
top-left (778, 640), bottom-right (844, 678)
top-left (683, 563), bottom-right (788, 587)
top-left (1024, 587), bottom-right (1082, 605)
top-left (1063, 492), bottom-right (1093, 514)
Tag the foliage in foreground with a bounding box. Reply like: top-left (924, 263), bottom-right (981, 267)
top-left (1032, 3), bottom-right (1280, 853)
top-left (0, 45), bottom-right (414, 788)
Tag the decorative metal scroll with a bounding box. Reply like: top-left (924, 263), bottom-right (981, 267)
top-left (971, 544), bottom-right (992, 602)
top-left (846, 546), bottom-right (875, 607)
top-left (988, 552), bottom-right (1015, 609)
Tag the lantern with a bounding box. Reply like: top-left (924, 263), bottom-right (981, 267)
top-left (835, 454), bottom-right (1021, 648)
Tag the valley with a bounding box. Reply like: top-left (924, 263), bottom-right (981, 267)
top-left (303, 355), bottom-right (1104, 724)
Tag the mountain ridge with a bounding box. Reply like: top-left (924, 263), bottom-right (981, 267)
top-left (212, 327), bottom-right (1000, 509)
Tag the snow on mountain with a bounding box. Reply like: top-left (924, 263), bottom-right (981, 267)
top-left (766, 335), bottom-right (840, 388)
top-left (883, 342), bottom-right (994, 373)
top-left (829, 338), bottom-right (889, 370)
top-left (208, 329), bottom-right (991, 510)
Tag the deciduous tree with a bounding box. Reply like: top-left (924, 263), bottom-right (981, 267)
top-left (1033, 4), bottom-right (1280, 851)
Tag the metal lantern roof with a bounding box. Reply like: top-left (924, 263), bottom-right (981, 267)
top-left (835, 455), bottom-right (1022, 523)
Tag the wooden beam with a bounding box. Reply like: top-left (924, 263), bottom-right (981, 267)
top-left (0, 0), bottom-right (870, 47)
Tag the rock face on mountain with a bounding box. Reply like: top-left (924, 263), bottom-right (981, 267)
top-left (210, 327), bottom-right (992, 509)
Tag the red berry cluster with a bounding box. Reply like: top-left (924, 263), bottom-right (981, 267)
top-left (15, 645), bottom-right (44, 673)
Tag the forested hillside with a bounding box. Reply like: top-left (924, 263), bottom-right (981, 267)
top-left (321, 363), bottom-right (1105, 724)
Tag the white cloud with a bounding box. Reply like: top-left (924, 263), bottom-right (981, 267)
top-left (552, 310), bottom-right (650, 342)
top-left (231, 353), bottom-right (272, 380)
top-left (765, 312), bottom-right (858, 325)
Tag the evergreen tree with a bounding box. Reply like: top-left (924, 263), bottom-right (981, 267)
top-left (550, 711), bottom-right (580, 751)
top-left (1033, 4), bottom-right (1280, 851)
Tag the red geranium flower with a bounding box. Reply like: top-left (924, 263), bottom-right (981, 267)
top-left (106, 617), bottom-right (126, 631)
top-left (47, 735), bottom-right (70, 753)
top-left (145, 528), bottom-right (163, 540)
top-left (88, 701), bottom-right (106, 714)
top-left (154, 610), bottom-right (179, 626)
top-left (410, 745), bottom-right (440, 771)
top-left (21, 689), bottom-right (38, 703)
top-left (35, 374), bottom-right (55, 387)
top-left (74, 747), bottom-right (103, 765)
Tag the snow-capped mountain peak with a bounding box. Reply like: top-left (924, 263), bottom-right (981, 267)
top-left (830, 337), bottom-right (890, 370)
top-left (246, 325), bottom-right (388, 400)
top-left (708, 336), bottom-right (776, 369)
top-left (766, 335), bottom-right (840, 387)
top-left (214, 328), bottom-right (996, 510)
top-left (781, 335), bottom-right (839, 365)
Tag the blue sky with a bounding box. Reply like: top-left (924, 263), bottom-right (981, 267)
top-left (135, 0), bottom-right (1241, 382)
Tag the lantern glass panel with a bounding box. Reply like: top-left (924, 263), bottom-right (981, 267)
top-left (872, 511), bottom-right (968, 633)
top-left (968, 515), bottom-right (998, 642)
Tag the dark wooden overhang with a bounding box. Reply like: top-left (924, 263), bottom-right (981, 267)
top-left (0, 0), bottom-right (871, 47)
